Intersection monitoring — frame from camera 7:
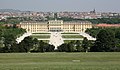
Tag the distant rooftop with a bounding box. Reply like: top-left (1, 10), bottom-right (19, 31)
top-left (97, 24), bottom-right (120, 27)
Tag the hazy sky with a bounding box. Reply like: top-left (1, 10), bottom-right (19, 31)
top-left (0, 0), bottom-right (120, 12)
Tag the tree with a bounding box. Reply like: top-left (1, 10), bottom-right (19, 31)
top-left (91, 29), bottom-right (116, 52)
top-left (44, 44), bottom-right (55, 52)
top-left (34, 40), bottom-right (55, 52)
top-left (67, 42), bottom-right (74, 52)
top-left (37, 40), bottom-right (45, 52)
top-left (75, 40), bottom-right (84, 52)
top-left (57, 43), bottom-right (68, 52)
top-left (85, 27), bottom-right (101, 38)
top-left (82, 37), bottom-right (90, 53)
top-left (3, 34), bottom-right (16, 52)
top-left (32, 38), bottom-right (39, 51)
top-left (0, 29), bottom-right (2, 39)
top-left (19, 36), bottom-right (34, 52)
top-left (115, 30), bottom-right (120, 39)
top-left (54, 13), bottom-right (58, 19)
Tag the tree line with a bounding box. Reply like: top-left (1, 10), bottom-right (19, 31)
top-left (86, 27), bottom-right (120, 52)
top-left (57, 39), bottom-right (93, 52)
top-left (0, 36), bottom-right (55, 53)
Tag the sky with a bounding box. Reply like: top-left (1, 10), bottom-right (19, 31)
top-left (0, 0), bottom-right (120, 12)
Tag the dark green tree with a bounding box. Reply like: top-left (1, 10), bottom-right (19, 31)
top-left (75, 40), bottom-right (84, 52)
top-left (57, 43), bottom-right (68, 52)
top-left (35, 41), bottom-right (55, 52)
top-left (19, 36), bottom-right (34, 52)
top-left (3, 34), bottom-right (16, 52)
top-left (82, 37), bottom-right (90, 53)
top-left (91, 29), bottom-right (115, 52)
top-left (67, 42), bottom-right (74, 52)
top-left (115, 30), bottom-right (120, 39)
top-left (54, 13), bottom-right (58, 19)
top-left (37, 40), bottom-right (45, 52)
top-left (32, 38), bottom-right (39, 51)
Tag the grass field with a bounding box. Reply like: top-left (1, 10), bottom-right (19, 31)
top-left (32, 33), bottom-right (50, 34)
top-left (0, 52), bottom-right (120, 70)
top-left (62, 35), bottom-right (83, 38)
top-left (31, 35), bottom-right (50, 38)
top-left (64, 40), bottom-right (82, 43)
top-left (61, 33), bottom-right (79, 34)
top-left (42, 40), bottom-right (49, 43)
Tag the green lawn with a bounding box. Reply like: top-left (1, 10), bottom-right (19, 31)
top-left (42, 40), bottom-right (49, 43)
top-left (64, 40), bottom-right (82, 43)
top-left (31, 35), bottom-right (50, 38)
top-left (32, 33), bottom-right (50, 34)
top-left (62, 35), bottom-right (83, 38)
top-left (61, 33), bottom-right (79, 34)
top-left (0, 52), bottom-right (120, 70)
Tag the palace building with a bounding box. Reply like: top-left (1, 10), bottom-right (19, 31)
top-left (19, 20), bottom-right (92, 33)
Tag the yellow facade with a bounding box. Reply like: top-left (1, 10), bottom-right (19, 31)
top-left (20, 20), bottom-right (92, 33)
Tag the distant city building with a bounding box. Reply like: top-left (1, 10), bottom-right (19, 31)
top-left (0, 9), bottom-right (120, 20)
top-left (19, 20), bottom-right (92, 33)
